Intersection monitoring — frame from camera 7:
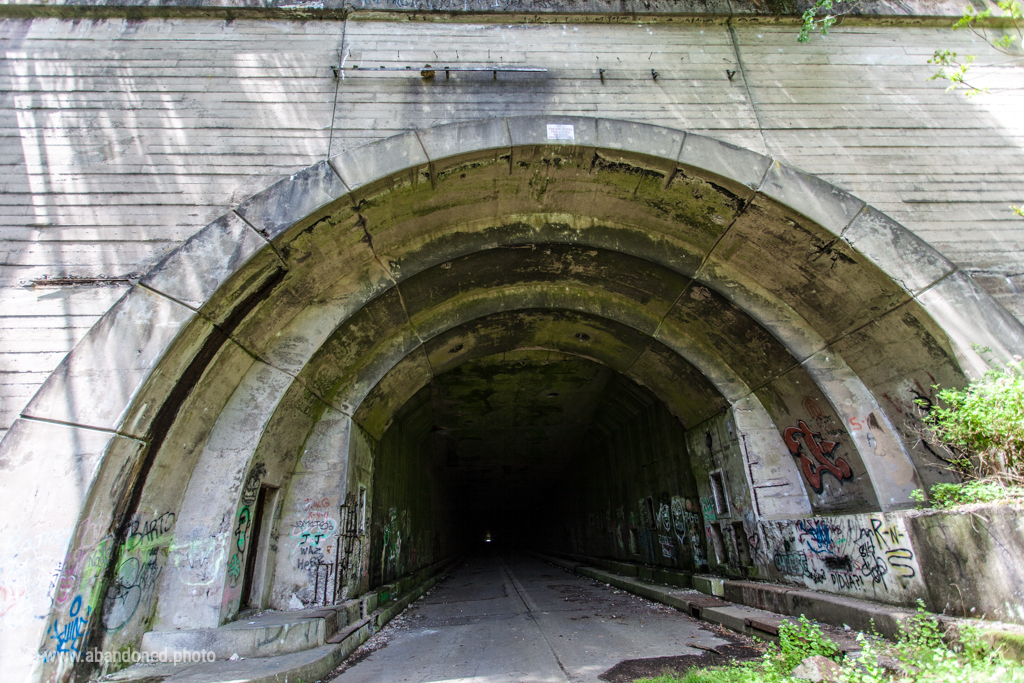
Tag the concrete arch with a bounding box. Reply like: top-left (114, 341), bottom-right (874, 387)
top-left (5, 116), bottom-right (1024, 680)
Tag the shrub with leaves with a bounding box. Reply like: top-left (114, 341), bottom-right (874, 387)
top-left (778, 615), bottom-right (842, 669)
top-left (918, 357), bottom-right (1024, 487)
top-left (637, 606), bottom-right (1024, 683)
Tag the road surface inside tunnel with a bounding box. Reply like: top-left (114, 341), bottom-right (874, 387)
top-left (331, 553), bottom-right (747, 683)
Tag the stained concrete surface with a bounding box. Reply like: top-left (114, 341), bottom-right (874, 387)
top-left (331, 553), bottom-right (743, 683)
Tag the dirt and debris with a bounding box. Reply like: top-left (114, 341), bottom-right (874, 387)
top-left (313, 590), bottom-right (434, 683)
top-left (599, 641), bottom-right (764, 682)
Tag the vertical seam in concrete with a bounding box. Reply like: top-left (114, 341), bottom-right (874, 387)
top-left (326, 15), bottom-right (348, 160)
top-left (231, 209), bottom-right (291, 267)
top-left (728, 25), bottom-right (771, 158)
top-left (503, 117), bottom-right (514, 174)
top-left (837, 202), bottom-right (868, 239)
top-left (413, 128), bottom-right (436, 190)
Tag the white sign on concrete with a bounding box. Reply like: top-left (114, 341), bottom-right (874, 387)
top-left (546, 124), bottom-right (575, 140)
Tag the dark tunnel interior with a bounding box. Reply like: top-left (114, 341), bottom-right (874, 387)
top-left (367, 349), bottom-right (721, 586)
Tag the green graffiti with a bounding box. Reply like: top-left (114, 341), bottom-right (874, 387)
top-left (227, 553), bottom-right (241, 583)
top-left (235, 507), bottom-right (251, 553)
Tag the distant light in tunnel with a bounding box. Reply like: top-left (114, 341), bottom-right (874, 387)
top-left (484, 531), bottom-right (492, 543)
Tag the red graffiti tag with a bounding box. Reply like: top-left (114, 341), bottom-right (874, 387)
top-left (784, 420), bottom-right (853, 494)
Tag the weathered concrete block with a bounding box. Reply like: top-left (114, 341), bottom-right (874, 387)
top-left (724, 580), bottom-right (794, 615)
top-left (235, 160), bottom-right (349, 240)
top-left (140, 212), bottom-right (270, 312)
top-left (905, 505), bottom-right (1024, 625)
top-left (842, 206), bottom-right (955, 296)
top-left (914, 270), bottom-right (1024, 377)
top-left (702, 605), bottom-right (753, 633)
top-left (142, 615), bottom-right (326, 660)
top-left (758, 162), bottom-right (866, 235)
top-left (21, 286), bottom-right (196, 435)
top-left (786, 589), bottom-right (911, 638)
top-left (416, 118), bottom-right (511, 164)
top-left (679, 132), bottom-right (771, 192)
top-left (595, 118), bottom-right (685, 166)
top-left (330, 130), bottom-right (430, 195)
top-left (693, 575), bottom-right (725, 597)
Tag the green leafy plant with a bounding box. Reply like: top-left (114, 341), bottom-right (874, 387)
top-left (929, 0), bottom-right (1024, 97)
top-left (914, 481), bottom-right (1023, 509)
top-left (778, 615), bottom-right (842, 668)
top-left (637, 606), bottom-right (1024, 683)
top-left (916, 357), bottom-right (1024, 488)
top-left (798, 0), bottom-right (860, 42)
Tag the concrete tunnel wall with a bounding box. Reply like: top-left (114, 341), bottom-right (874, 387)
top-left (4, 116), bottom-right (1024, 681)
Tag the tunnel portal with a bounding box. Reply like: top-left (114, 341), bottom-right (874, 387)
top-left (10, 118), bottom-right (1018, 680)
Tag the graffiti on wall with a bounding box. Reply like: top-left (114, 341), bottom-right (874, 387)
top-left (670, 496), bottom-right (707, 568)
top-left (44, 595), bottom-right (91, 662)
top-left (169, 535), bottom-right (224, 587)
top-left (656, 498), bottom-right (676, 559)
top-left (39, 508), bottom-right (178, 663)
top-left (380, 508), bottom-right (409, 583)
top-left (784, 420), bottom-right (854, 494)
top-left (290, 497), bottom-right (338, 573)
top-left (765, 513), bottom-right (923, 599)
top-left (229, 464), bottom-right (266, 586)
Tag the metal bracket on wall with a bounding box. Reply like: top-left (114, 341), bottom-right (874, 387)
top-left (339, 64), bottom-right (547, 79)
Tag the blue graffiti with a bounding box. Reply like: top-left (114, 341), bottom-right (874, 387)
top-left (796, 519), bottom-right (843, 556)
top-left (46, 595), bottom-right (91, 659)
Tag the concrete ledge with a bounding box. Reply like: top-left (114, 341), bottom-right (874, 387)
top-left (679, 133), bottom-right (770, 193)
top-left (841, 206), bottom-right (956, 297)
top-left (416, 118), bottom-right (512, 167)
top-left (536, 550), bottom-right (1024, 660)
top-left (113, 556), bottom-right (462, 682)
top-left (693, 575), bottom-right (725, 597)
top-left (915, 269), bottom-right (1024, 375)
top-left (142, 612), bottom-right (329, 660)
top-left (507, 115), bottom-right (599, 150)
top-left (330, 130), bottom-right (430, 196)
top-left (594, 118), bottom-right (685, 172)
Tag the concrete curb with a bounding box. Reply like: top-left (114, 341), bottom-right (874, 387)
top-left (101, 556), bottom-right (463, 683)
top-left (529, 552), bottom-right (861, 650)
top-left (532, 551), bottom-right (1024, 662)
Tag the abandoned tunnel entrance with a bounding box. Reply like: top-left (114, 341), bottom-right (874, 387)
top-left (372, 350), bottom-right (710, 574)
top-left (9, 117), bottom-right (1024, 680)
